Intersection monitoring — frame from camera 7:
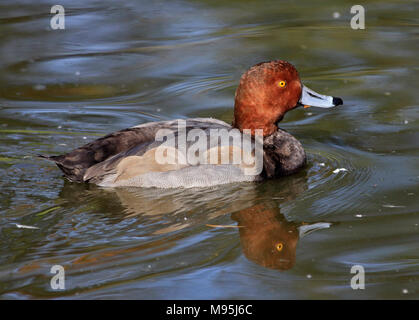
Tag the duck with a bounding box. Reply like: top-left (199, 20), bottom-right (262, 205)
top-left (40, 60), bottom-right (343, 188)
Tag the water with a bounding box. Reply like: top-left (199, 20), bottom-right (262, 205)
top-left (0, 0), bottom-right (418, 299)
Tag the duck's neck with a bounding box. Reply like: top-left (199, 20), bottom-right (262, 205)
top-left (233, 101), bottom-right (279, 136)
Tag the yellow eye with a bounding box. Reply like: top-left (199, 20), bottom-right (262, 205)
top-left (275, 243), bottom-right (284, 252)
top-left (278, 80), bottom-right (286, 88)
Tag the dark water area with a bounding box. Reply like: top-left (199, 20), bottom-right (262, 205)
top-left (0, 0), bottom-right (418, 299)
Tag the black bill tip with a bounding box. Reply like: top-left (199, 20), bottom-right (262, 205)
top-left (333, 97), bottom-right (343, 106)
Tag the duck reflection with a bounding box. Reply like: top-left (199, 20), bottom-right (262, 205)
top-left (57, 172), bottom-right (331, 271)
top-left (232, 204), bottom-right (331, 270)
top-left (232, 204), bottom-right (299, 270)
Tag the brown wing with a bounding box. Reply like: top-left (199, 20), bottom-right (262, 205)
top-left (41, 118), bottom-right (231, 182)
top-left (41, 127), bottom-right (160, 182)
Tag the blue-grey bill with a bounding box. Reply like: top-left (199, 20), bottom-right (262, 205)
top-left (299, 85), bottom-right (342, 108)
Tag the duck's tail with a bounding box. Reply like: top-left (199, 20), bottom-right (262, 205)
top-left (37, 154), bottom-right (56, 161)
top-left (37, 154), bottom-right (84, 182)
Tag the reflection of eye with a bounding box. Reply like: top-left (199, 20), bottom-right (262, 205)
top-left (278, 80), bottom-right (286, 88)
top-left (275, 243), bottom-right (284, 252)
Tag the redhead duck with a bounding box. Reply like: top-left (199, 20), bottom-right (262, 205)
top-left (41, 60), bottom-right (343, 188)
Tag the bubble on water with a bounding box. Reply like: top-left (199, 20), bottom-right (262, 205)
top-left (333, 12), bottom-right (340, 19)
top-left (355, 214), bottom-right (363, 218)
top-left (384, 92), bottom-right (391, 96)
top-left (382, 204), bottom-right (405, 208)
top-left (75, 71), bottom-right (81, 76)
top-left (333, 168), bottom-right (348, 174)
top-left (306, 274), bottom-right (312, 279)
top-left (33, 84), bottom-right (46, 91)
top-left (402, 289), bottom-right (408, 294)
top-left (15, 223), bottom-right (39, 230)
top-left (83, 136), bottom-right (87, 140)
top-left (404, 120), bottom-right (408, 124)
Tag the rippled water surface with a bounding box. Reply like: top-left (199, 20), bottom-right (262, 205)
top-left (0, 0), bottom-right (418, 299)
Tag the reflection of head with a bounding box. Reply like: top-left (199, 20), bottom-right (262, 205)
top-left (232, 204), bottom-right (299, 271)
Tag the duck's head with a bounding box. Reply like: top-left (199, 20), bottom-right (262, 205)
top-left (233, 60), bottom-right (343, 136)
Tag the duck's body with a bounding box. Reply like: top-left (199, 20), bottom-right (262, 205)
top-left (42, 60), bottom-right (342, 188)
top-left (43, 118), bottom-right (306, 188)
